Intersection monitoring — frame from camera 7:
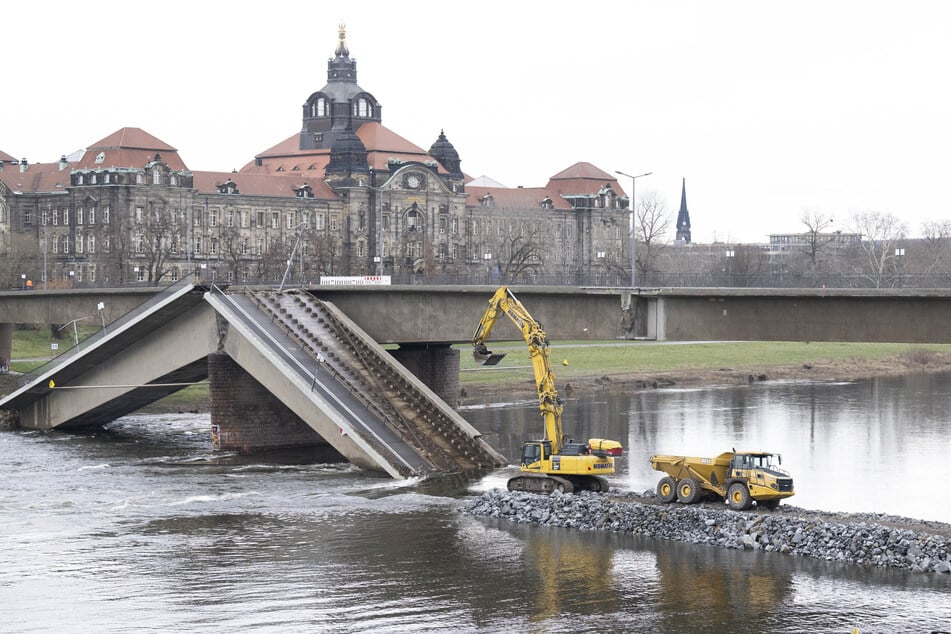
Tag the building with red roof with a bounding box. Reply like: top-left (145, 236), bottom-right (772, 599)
top-left (0, 26), bottom-right (631, 288)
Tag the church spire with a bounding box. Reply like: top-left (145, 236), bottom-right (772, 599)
top-left (676, 177), bottom-right (692, 244)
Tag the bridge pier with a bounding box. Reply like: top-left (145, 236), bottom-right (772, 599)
top-left (389, 344), bottom-right (460, 407)
top-left (0, 323), bottom-right (10, 368)
top-left (209, 353), bottom-right (341, 456)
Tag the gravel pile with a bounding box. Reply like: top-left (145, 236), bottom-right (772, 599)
top-left (461, 488), bottom-right (951, 575)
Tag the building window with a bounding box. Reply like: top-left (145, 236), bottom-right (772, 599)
top-left (77, 208), bottom-right (84, 225)
top-left (103, 173), bottom-right (110, 184)
top-left (90, 174), bottom-right (97, 185)
top-left (75, 266), bottom-right (83, 282)
top-left (439, 217), bottom-right (447, 234)
top-left (170, 174), bottom-right (177, 186)
top-left (194, 237), bottom-right (202, 254)
top-left (241, 238), bottom-right (249, 255)
top-left (358, 211), bottom-right (365, 230)
top-left (88, 235), bottom-right (96, 253)
top-left (136, 235), bottom-right (144, 253)
top-left (61, 235), bottom-right (69, 254)
top-left (271, 212), bottom-right (279, 229)
top-left (171, 235), bottom-right (178, 254)
top-left (315, 213), bottom-right (325, 230)
top-left (104, 206), bottom-right (110, 224)
top-left (88, 264), bottom-right (96, 283)
top-left (209, 210), bottom-right (217, 227)
top-left (330, 214), bottom-right (339, 231)
top-left (406, 208), bottom-right (419, 231)
top-left (241, 211), bottom-right (249, 228)
top-left (137, 268), bottom-right (145, 282)
top-left (136, 173), bottom-right (144, 184)
top-left (226, 209), bottom-right (234, 227)
top-left (256, 239), bottom-right (263, 255)
top-left (63, 209), bottom-right (69, 225)
top-left (209, 238), bottom-right (218, 255)
top-left (42, 209), bottom-right (48, 225)
top-left (52, 209), bottom-right (59, 225)
top-left (286, 212), bottom-right (295, 229)
top-left (52, 237), bottom-right (58, 254)
top-left (77, 233), bottom-right (84, 253)
top-left (357, 241), bottom-right (365, 257)
top-left (256, 210), bottom-right (264, 227)
top-left (135, 207), bottom-right (143, 224)
top-left (153, 170), bottom-right (161, 185)
top-left (170, 267), bottom-right (179, 281)
top-left (383, 213), bottom-right (391, 230)
top-left (89, 207), bottom-right (96, 224)
top-left (103, 236), bottom-right (110, 252)
top-left (194, 209), bottom-right (202, 227)
top-left (451, 218), bottom-right (459, 234)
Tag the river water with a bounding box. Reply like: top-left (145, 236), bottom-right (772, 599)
top-left (1, 374), bottom-right (949, 632)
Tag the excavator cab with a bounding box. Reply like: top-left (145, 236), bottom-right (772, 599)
top-left (520, 441), bottom-right (550, 468)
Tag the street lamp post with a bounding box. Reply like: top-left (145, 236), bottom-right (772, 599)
top-left (615, 170), bottom-right (652, 287)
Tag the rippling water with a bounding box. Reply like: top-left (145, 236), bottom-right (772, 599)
top-left (2, 376), bottom-right (950, 632)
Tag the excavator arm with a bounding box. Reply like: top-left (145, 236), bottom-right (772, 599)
top-left (472, 286), bottom-right (565, 454)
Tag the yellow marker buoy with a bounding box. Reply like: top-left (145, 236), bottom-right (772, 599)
top-left (562, 359), bottom-right (568, 366)
top-left (49, 380), bottom-right (55, 389)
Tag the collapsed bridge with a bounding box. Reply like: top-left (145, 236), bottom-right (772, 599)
top-left (0, 279), bottom-right (505, 479)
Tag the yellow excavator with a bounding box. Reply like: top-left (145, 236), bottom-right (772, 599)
top-left (472, 286), bottom-right (622, 494)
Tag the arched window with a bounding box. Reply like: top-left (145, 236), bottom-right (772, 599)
top-left (353, 98), bottom-right (371, 117)
top-left (406, 206), bottom-right (419, 231)
top-left (316, 97), bottom-right (327, 116)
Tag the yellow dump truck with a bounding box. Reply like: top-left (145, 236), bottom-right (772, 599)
top-left (650, 450), bottom-right (794, 510)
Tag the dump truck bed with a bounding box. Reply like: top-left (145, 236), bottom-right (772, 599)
top-left (650, 452), bottom-right (735, 490)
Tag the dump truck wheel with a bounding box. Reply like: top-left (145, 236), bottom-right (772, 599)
top-left (676, 478), bottom-right (700, 504)
top-left (657, 477), bottom-right (677, 503)
top-left (728, 483), bottom-right (752, 510)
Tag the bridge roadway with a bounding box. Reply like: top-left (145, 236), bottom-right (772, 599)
top-left (0, 280), bottom-right (504, 478)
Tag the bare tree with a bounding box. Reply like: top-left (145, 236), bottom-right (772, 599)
top-left (799, 209), bottom-right (836, 267)
top-left (139, 201), bottom-right (177, 285)
top-left (635, 191), bottom-right (671, 283)
top-left (847, 211), bottom-right (907, 287)
top-left (494, 230), bottom-right (546, 282)
top-left (920, 219), bottom-right (951, 279)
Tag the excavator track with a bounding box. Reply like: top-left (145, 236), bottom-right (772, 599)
top-left (506, 474), bottom-right (611, 495)
top-left (508, 474), bottom-right (575, 494)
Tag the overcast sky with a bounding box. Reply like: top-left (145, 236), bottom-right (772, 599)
top-left (5, 1), bottom-right (950, 243)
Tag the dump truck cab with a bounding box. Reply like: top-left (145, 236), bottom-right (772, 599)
top-left (727, 451), bottom-right (794, 509)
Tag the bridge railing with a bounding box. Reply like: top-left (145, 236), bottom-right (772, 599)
top-left (17, 270), bottom-right (205, 387)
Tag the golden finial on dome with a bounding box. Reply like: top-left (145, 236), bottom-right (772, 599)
top-left (335, 22), bottom-right (349, 57)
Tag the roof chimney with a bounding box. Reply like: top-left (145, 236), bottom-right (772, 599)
top-left (19, 158), bottom-right (28, 173)
top-left (59, 155), bottom-right (68, 171)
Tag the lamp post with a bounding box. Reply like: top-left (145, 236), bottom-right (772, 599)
top-left (895, 247), bottom-right (905, 288)
top-left (615, 170), bottom-right (652, 287)
top-left (725, 249), bottom-right (735, 286)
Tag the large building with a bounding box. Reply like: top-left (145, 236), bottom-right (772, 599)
top-left (0, 26), bottom-right (632, 288)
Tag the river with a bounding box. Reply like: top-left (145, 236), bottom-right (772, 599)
top-left (1, 374), bottom-right (949, 632)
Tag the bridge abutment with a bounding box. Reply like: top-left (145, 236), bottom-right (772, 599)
top-left (390, 344), bottom-right (460, 407)
top-left (209, 353), bottom-right (337, 455)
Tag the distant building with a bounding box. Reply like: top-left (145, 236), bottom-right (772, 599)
top-left (0, 26), bottom-right (634, 287)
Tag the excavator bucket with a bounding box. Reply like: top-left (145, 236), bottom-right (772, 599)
top-left (473, 344), bottom-right (507, 366)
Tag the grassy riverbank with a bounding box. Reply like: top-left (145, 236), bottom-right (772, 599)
top-left (459, 340), bottom-right (951, 396)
